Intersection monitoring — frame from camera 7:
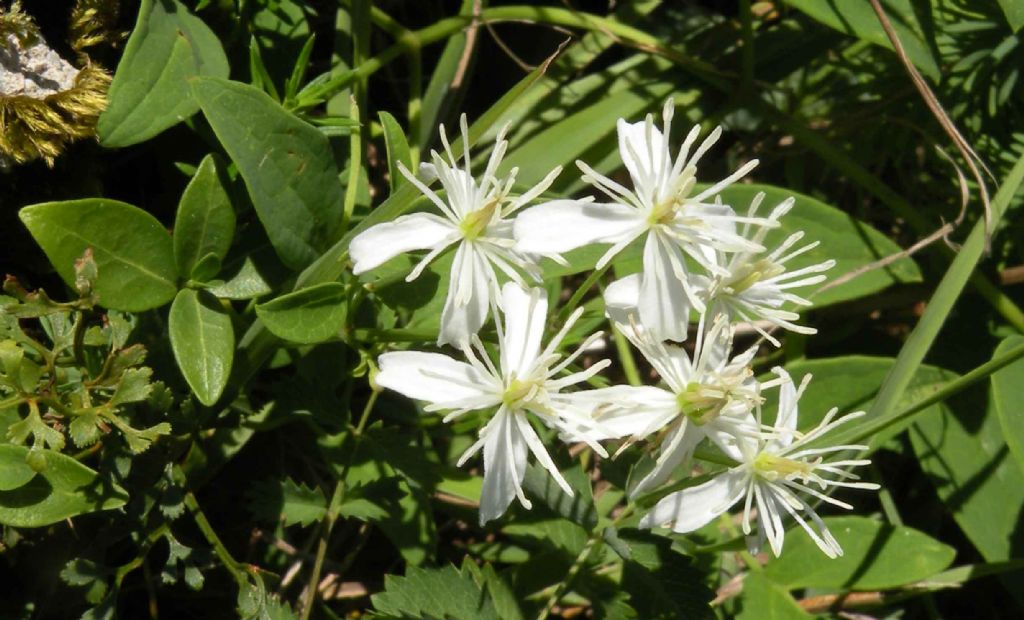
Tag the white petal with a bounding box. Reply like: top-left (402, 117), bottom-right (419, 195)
top-left (769, 367), bottom-right (798, 450)
top-left (438, 244), bottom-right (492, 347)
top-left (350, 213), bottom-right (458, 275)
top-left (499, 282), bottom-right (547, 377)
top-left (513, 412), bottom-right (572, 496)
top-left (583, 386), bottom-right (678, 440)
top-left (639, 469), bottom-right (747, 533)
top-left (513, 199), bottom-right (642, 255)
top-left (631, 419), bottom-right (704, 497)
top-left (480, 409), bottom-right (529, 525)
top-left (638, 233), bottom-right (691, 341)
top-left (617, 119), bottom-right (671, 203)
top-left (376, 351), bottom-right (494, 405)
top-left (604, 273), bottom-right (641, 327)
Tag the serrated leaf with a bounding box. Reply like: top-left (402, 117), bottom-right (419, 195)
top-left (69, 412), bottom-right (102, 448)
top-left (97, 0), bottom-right (229, 147)
top-left (613, 529), bottom-right (715, 620)
top-left (169, 289), bottom-right (234, 405)
top-left (248, 478), bottom-right (327, 527)
top-left (0, 445), bottom-right (128, 527)
top-left (371, 563), bottom-right (501, 620)
top-left (192, 77), bottom-right (344, 270)
top-left (763, 516), bottom-right (955, 590)
top-left (174, 154), bottom-right (236, 279)
top-left (255, 283), bottom-right (347, 344)
top-left (522, 461), bottom-right (598, 531)
top-left (111, 367), bottom-right (153, 406)
top-left (19, 200), bottom-right (178, 312)
top-left (339, 478), bottom-right (401, 522)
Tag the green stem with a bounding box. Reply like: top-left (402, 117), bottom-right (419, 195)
top-left (299, 389), bottom-right (379, 620)
top-left (850, 336), bottom-right (1024, 446)
top-left (536, 505), bottom-right (635, 620)
top-left (611, 325), bottom-right (642, 386)
top-left (555, 261), bottom-right (611, 327)
top-left (184, 490), bottom-right (249, 587)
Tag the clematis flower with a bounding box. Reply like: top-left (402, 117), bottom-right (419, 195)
top-left (640, 368), bottom-right (879, 558)
top-left (374, 282), bottom-right (611, 524)
top-left (587, 308), bottom-right (776, 498)
top-left (350, 116), bottom-right (560, 347)
top-left (514, 98), bottom-right (774, 341)
top-left (694, 192), bottom-right (836, 346)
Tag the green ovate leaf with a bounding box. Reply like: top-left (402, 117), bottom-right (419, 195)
top-left (736, 573), bottom-right (811, 620)
top-left (998, 0), bottom-right (1024, 32)
top-left (716, 184), bottom-right (921, 307)
top-left (371, 563), bottom-right (502, 620)
top-left (207, 257), bottom-right (274, 300)
top-left (379, 111), bottom-right (413, 193)
top-left (0, 445), bottom-right (128, 527)
top-left (169, 289), bottom-right (235, 406)
top-left (991, 335), bottom-right (1024, 474)
top-left (19, 199), bottom-right (178, 312)
top-left (97, 0), bottom-right (229, 147)
top-left (783, 0), bottom-right (940, 79)
top-left (911, 373), bottom-right (1024, 568)
top-left (763, 516), bottom-right (956, 590)
top-left (255, 283), bottom-right (346, 344)
top-left (192, 77), bottom-right (344, 270)
top-left (174, 154), bottom-right (236, 279)
top-left (0, 445), bottom-right (36, 491)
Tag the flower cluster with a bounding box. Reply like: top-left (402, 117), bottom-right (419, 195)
top-left (354, 100), bottom-right (878, 558)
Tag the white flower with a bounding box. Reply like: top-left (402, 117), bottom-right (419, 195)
top-left (640, 368), bottom-right (880, 558)
top-left (350, 116), bottom-right (561, 347)
top-left (514, 98), bottom-right (773, 341)
top-left (695, 192), bottom-right (836, 346)
top-left (588, 312), bottom-right (772, 498)
top-left (374, 282), bottom-right (611, 524)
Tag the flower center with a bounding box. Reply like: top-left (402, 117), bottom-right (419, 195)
top-left (723, 258), bottom-right (785, 294)
top-left (460, 199), bottom-right (499, 241)
top-left (753, 452), bottom-right (815, 480)
top-left (502, 377), bottom-right (542, 410)
top-left (676, 371), bottom-right (759, 425)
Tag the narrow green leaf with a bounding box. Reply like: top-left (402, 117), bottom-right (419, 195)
top-left (782, 0), bottom-right (939, 79)
top-left (19, 199), bottom-right (178, 312)
top-left (868, 153), bottom-right (1024, 434)
top-left (418, 0), bottom-right (477, 147)
top-left (248, 36), bottom-right (280, 100)
top-left (98, 0), bottom-right (229, 147)
top-left (992, 335), bottom-right (1024, 474)
top-left (174, 154), bottom-right (236, 279)
top-left (169, 289), bottom-right (234, 406)
top-left (0, 445), bottom-right (128, 527)
top-left (379, 111), bottom-right (413, 193)
top-left (192, 77), bottom-right (344, 270)
top-left (764, 516), bottom-right (955, 590)
top-left (285, 35), bottom-right (316, 101)
top-left (254, 283), bottom-right (346, 344)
